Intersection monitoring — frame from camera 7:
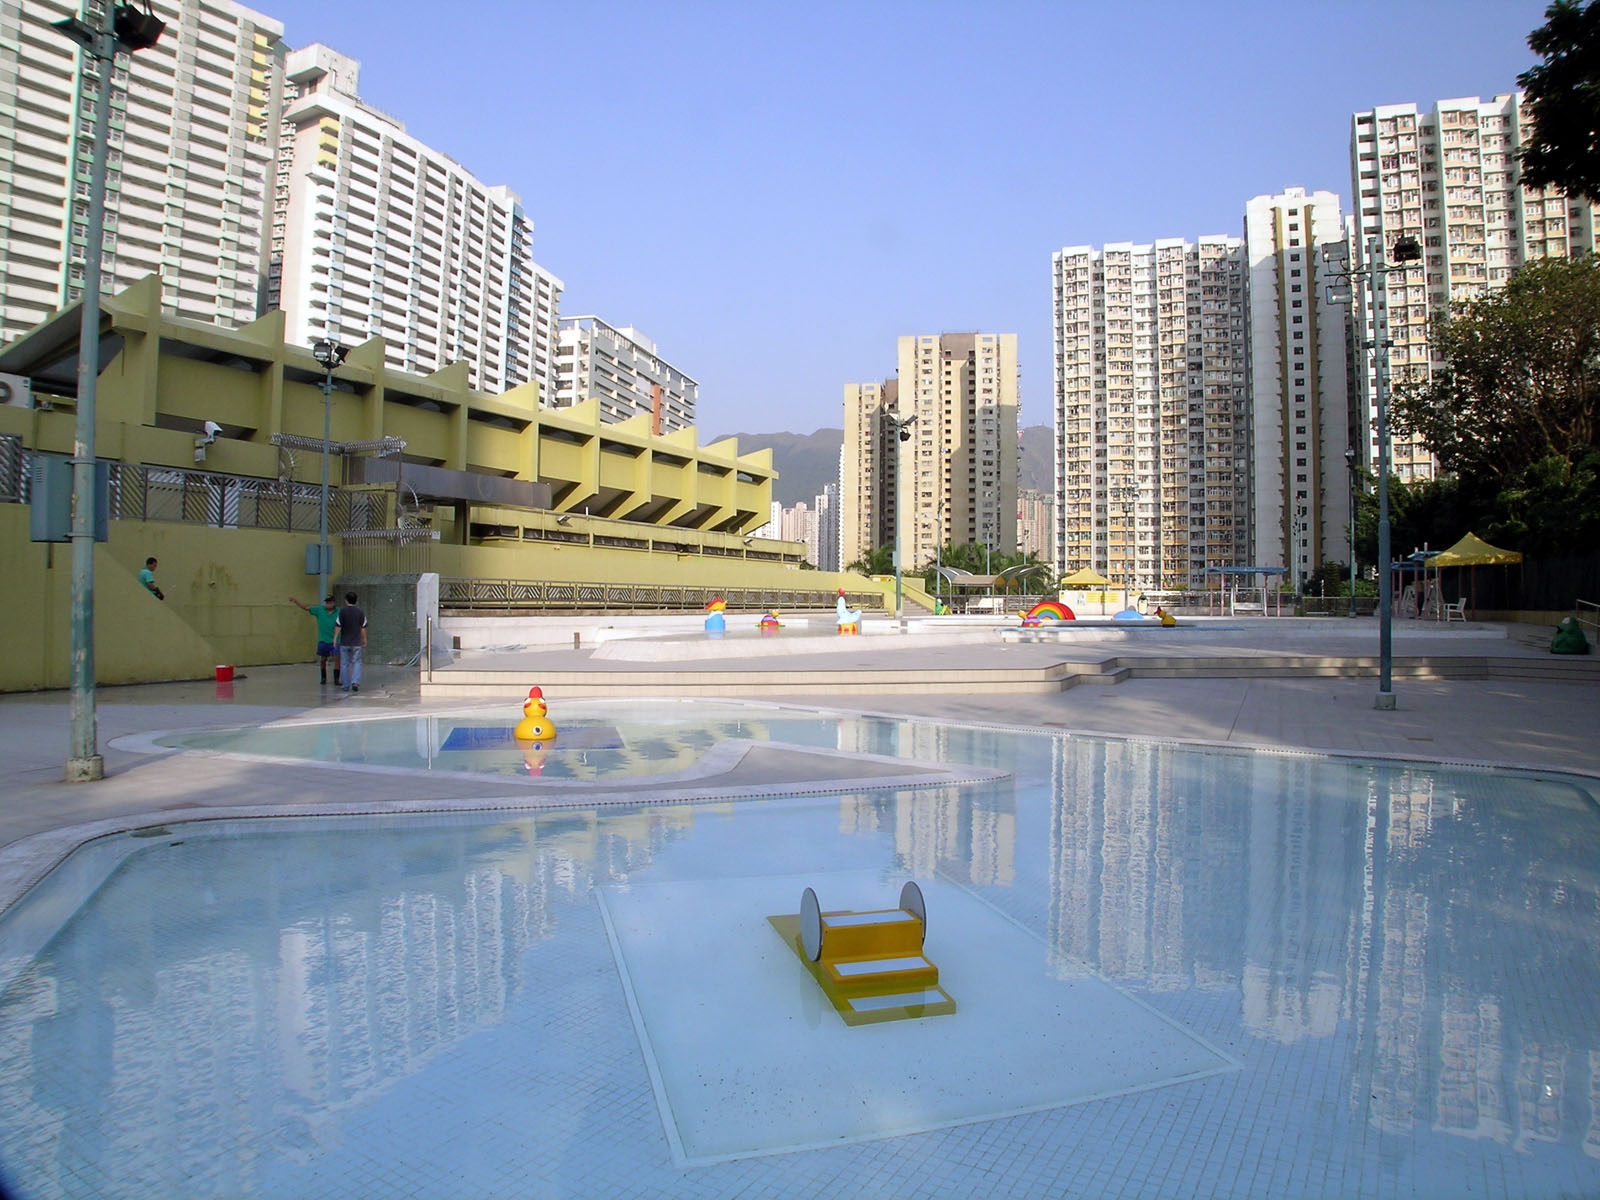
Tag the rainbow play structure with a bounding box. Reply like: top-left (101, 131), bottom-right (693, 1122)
top-left (704, 597), bottom-right (727, 634)
top-left (1020, 600), bottom-right (1075, 626)
top-left (513, 686), bottom-right (557, 742)
top-left (835, 590), bottom-right (862, 634)
top-left (768, 882), bottom-right (955, 1026)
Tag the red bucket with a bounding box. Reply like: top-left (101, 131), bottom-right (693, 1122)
top-left (215, 665), bottom-right (234, 683)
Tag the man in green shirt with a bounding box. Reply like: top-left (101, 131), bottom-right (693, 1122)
top-left (290, 595), bottom-right (341, 685)
top-left (138, 557), bottom-right (163, 600)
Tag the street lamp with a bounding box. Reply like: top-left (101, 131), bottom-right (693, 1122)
top-left (311, 338), bottom-right (348, 605)
top-left (1344, 446), bottom-right (1358, 618)
top-left (1290, 502), bottom-right (1308, 594)
top-left (1326, 232), bottom-right (1422, 710)
top-left (1116, 480), bottom-right (1139, 610)
top-left (53, 1), bottom-right (166, 783)
top-left (886, 411), bottom-right (916, 618)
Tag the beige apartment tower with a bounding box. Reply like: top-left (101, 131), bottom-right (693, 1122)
top-left (1053, 239), bottom-right (1250, 591)
top-left (1244, 188), bottom-right (1351, 592)
top-left (841, 333), bottom-right (1020, 579)
top-left (841, 379), bottom-right (897, 569)
top-left (1349, 94), bottom-right (1596, 484)
top-left (895, 333), bottom-right (1019, 574)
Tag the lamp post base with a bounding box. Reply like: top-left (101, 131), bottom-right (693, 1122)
top-left (66, 754), bottom-right (104, 782)
top-left (1373, 691), bottom-right (1396, 712)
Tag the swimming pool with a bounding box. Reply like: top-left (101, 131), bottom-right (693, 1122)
top-left (150, 702), bottom-right (857, 780)
top-left (2, 711), bottom-right (1598, 1198)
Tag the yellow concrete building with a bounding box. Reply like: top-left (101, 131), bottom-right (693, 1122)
top-left (0, 275), bottom-right (864, 690)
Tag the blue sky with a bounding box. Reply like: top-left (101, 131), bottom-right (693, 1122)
top-left (258, 0), bottom-right (1551, 438)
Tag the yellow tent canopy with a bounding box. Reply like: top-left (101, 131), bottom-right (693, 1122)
top-left (1060, 567), bottom-right (1112, 587)
top-left (1429, 532), bottom-right (1523, 567)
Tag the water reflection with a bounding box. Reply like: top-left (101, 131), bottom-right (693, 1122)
top-left (0, 806), bottom-right (700, 1199)
top-left (1044, 736), bottom-right (1600, 1152)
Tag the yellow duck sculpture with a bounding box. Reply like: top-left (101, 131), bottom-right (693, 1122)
top-left (513, 685), bottom-right (557, 741)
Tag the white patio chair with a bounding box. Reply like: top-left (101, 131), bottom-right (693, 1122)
top-left (1444, 599), bottom-right (1466, 622)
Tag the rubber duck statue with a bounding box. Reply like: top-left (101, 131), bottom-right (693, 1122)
top-left (513, 685), bottom-right (557, 741)
top-left (704, 597), bottom-right (727, 635)
top-left (1155, 606), bottom-right (1177, 627)
top-left (835, 589), bottom-right (862, 634)
top-left (758, 609), bottom-right (782, 634)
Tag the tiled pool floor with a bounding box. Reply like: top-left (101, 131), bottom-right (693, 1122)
top-left (2, 708), bottom-right (1599, 1198)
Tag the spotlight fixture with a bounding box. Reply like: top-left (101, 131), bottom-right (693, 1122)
top-left (311, 339), bottom-right (348, 369)
top-left (112, 2), bottom-right (165, 51)
top-left (1391, 235), bottom-right (1422, 264)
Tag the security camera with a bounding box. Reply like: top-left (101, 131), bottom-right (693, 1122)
top-left (202, 420), bottom-right (222, 438)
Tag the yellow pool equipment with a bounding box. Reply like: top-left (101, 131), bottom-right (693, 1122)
top-left (513, 685), bottom-right (557, 742)
top-left (768, 882), bottom-right (955, 1026)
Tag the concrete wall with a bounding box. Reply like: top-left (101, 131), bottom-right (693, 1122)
top-left (4, 500), bottom-right (884, 689)
top-left (1, 506), bottom-right (314, 689)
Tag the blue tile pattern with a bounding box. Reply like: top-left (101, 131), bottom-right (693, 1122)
top-left (1, 716), bottom-right (1598, 1198)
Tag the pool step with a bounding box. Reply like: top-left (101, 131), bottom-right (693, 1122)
top-left (816, 908), bottom-right (940, 995)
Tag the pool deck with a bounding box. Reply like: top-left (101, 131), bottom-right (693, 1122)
top-left (0, 614), bottom-right (1595, 907)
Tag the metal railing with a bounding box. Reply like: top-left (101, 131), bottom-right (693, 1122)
top-left (0, 436), bottom-right (386, 536)
top-left (1578, 598), bottom-right (1599, 638)
top-left (441, 577), bottom-right (883, 614)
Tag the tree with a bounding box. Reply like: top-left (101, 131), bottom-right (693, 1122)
top-left (844, 544), bottom-right (894, 576)
top-left (1517, 0), bottom-right (1600, 202)
top-left (1390, 256), bottom-right (1600, 482)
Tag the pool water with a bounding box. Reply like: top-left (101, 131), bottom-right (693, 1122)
top-left (3, 714), bottom-right (1600, 1198)
top-left (154, 703), bottom-right (852, 780)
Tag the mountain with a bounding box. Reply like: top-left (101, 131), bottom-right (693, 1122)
top-left (1018, 424), bottom-right (1051, 492)
top-left (715, 428), bottom-right (844, 506)
top-left (719, 422), bottom-right (1054, 506)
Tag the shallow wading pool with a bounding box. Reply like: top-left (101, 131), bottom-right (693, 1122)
top-left (1, 707), bottom-right (1598, 1198)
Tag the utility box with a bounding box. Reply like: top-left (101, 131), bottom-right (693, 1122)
top-left (30, 454), bottom-right (108, 543)
top-left (305, 542), bottom-right (332, 574)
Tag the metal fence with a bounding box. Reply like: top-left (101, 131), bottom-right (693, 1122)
top-left (0, 436), bottom-right (385, 535)
top-left (441, 578), bottom-right (882, 614)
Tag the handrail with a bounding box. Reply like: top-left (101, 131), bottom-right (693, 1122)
top-left (439, 577), bottom-right (885, 614)
top-left (1578, 598), bottom-right (1599, 636)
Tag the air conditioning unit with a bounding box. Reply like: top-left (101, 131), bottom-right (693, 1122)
top-left (0, 373), bottom-right (33, 409)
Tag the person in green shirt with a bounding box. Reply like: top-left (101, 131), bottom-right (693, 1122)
top-left (290, 594), bottom-right (341, 685)
top-left (137, 557), bottom-right (163, 600)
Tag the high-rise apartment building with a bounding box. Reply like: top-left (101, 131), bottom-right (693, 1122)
top-left (1052, 239), bottom-right (1249, 591)
top-left (554, 316), bottom-right (696, 433)
top-left (895, 334), bottom-right (1019, 574)
top-left (270, 45), bottom-right (561, 396)
top-left (0, 0), bottom-right (284, 345)
top-left (815, 481), bottom-right (840, 573)
top-left (1244, 189), bottom-right (1351, 591)
top-left (1016, 488), bottom-right (1055, 567)
top-left (840, 379), bottom-right (896, 568)
top-left (1349, 94), bottom-right (1595, 483)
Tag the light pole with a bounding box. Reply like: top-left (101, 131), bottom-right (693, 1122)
top-left (53, 1), bottom-right (165, 782)
top-left (1344, 446), bottom-right (1358, 618)
top-left (311, 339), bottom-right (348, 605)
top-left (886, 411), bottom-right (916, 619)
top-left (1290, 502), bottom-right (1307, 594)
top-left (1326, 233), bottom-right (1422, 710)
top-left (1117, 480), bottom-right (1138, 609)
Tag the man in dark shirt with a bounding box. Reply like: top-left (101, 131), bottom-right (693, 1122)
top-left (336, 590), bottom-right (367, 693)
